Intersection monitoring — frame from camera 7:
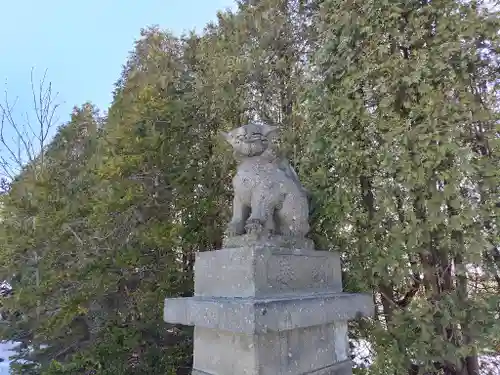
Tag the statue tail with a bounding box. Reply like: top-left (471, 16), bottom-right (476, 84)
top-left (305, 190), bottom-right (315, 216)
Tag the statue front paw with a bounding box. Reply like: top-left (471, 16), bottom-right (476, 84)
top-left (225, 220), bottom-right (245, 237)
top-left (245, 219), bottom-right (264, 235)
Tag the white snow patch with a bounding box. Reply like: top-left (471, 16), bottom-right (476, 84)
top-left (351, 339), bottom-right (500, 375)
top-left (0, 341), bottom-right (19, 375)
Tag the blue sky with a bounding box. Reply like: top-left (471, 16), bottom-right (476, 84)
top-left (0, 0), bottom-right (235, 172)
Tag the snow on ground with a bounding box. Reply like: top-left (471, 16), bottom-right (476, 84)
top-left (351, 339), bottom-right (500, 375)
top-left (351, 339), bottom-right (373, 368)
top-left (0, 341), bottom-right (18, 375)
top-left (479, 354), bottom-right (500, 375)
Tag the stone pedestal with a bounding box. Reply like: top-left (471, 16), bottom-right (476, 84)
top-left (164, 237), bottom-right (374, 375)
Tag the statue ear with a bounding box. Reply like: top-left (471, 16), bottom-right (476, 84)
top-left (261, 124), bottom-right (278, 137)
top-left (219, 131), bottom-right (231, 143)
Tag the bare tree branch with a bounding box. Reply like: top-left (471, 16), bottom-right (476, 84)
top-left (0, 68), bottom-right (61, 181)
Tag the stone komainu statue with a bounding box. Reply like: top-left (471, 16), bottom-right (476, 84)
top-left (221, 123), bottom-right (310, 239)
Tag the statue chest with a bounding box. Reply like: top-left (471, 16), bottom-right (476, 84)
top-left (233, 171), bottom-right (259, 192)
top-left (233, 164), bottom-right (275, 196)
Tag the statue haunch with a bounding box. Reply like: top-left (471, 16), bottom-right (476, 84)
top-left (221, 123), bottom-right (310, 238)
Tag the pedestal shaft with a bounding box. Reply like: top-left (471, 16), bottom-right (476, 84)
top-left (164, 243), bottom-right (374, 375)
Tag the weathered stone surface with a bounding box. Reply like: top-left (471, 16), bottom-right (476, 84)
top-left (191, 323), bottom-right (352, 375)
top-left (163, 292), bottom-right (373, 334)
top-left (194, 246), bottom-right (341, 297)
top-left (164, 240), bottom-right (374, 374)
top-left (222, 233), bottom-right (315, 251)
top-left (192, 363), bottom-right (352, 375)
top-left (221, 123), bottom-right (310, 239)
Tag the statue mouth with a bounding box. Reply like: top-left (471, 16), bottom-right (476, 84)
top-left (247, 138), bottom-right (262, 143)
top-left (236, 133), bottom-right (264, 144)
top-left (244, 135), bottom-right (266, 143)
